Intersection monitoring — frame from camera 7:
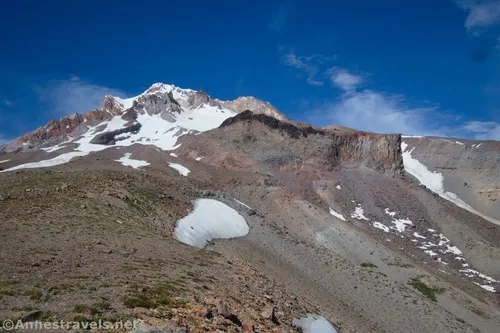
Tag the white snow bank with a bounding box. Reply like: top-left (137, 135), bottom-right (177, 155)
top-left (351, 206), bottom-right (369, 220)
top-left (413, 232), bottom-right (426, 239)
top-left (115, 153), bottom-right (150, 169)
top-left (170, 153), bottom-right (178, 157)
top-left (455, 141), bottom-right (464, 145)
top-left (401, 142), bottom-right (500, 226)
top-left (173, 198), bottom-right (249, 248)
top-left (168, 162), bottom-right (190, 176)
top-left (473, 283), bottom-right (496, 292)
top-left (335, 185), bottom-right (341, 190)
top-left (329, 207), bottom-right (346, 221)
top-left (373, 222), bottom-right (390, 232)
top-left (384, 208), bottom-right (396, 217)
top-left (293, 315), bottom-right (337, 333)
top-left (0, 159), bottom-right (11, 164)
top-left (391, 218), bottom-right (413, 233)
top-left (195, 156), bottom-right (203, 161)
top-left (425, 250), bottom-right (438, 257)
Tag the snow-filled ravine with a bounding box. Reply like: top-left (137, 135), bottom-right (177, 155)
top-left (173, 199), bottom-right (249, 248)
top-left (348, 203), bottom-right (498, 292)
top-left (401, 141), bottom-right (500, 226)
top-left (115, 153), bottom-right (150, 169)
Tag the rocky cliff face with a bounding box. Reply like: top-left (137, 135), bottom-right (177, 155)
top-left (181, 111), bottom-right (404, 176)
top-left (402, 136), bottom-right (500, 220)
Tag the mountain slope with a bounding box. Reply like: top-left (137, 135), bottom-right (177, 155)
top-left (0, 82), bottom-right (499, 333)
top-left (401, 136), bottom-right (500, 224)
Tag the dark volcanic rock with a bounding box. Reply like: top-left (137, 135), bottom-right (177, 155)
top-left (90, 123), bottom-right (142, 145)
top-left (220, 110), bottom-right (324, 139)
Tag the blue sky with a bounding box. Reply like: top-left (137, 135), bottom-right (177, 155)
top-left (1, 0), bottom-right (500, 142)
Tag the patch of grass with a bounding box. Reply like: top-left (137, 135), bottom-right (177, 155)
top-left (74, 299), bottom-right (111, 316)
top-left (408, 277), bottom-right (445, 302)
top-left (40, 313), bottom-right (58, 322)
top-left (123, 281), bottom-right (185, 309)
top-left (0, 281), bottom-right (19, 287)
top-left (0, 290), bottom-right (16, 296)
top-left (23, 289), bottom-right (43, 301)
top-left (360, 262), bottom-right (378, 269)
top-left (387, 262), bottom-right (414, 268)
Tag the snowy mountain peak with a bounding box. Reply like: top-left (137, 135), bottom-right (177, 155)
top-left (1, 81), bottom-right (288, 154)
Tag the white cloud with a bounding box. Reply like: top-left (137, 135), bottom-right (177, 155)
top-left (283, 51), bottom-right (330, 86)
top-left (3, 99), bottom-right (14, 107)
top-left (463, 121), bottom-right (500, 139)
top-left (310, 90), bottom-right (440, 135)
top-left (306, 89), bottom-right (500, 140)
top-left (35, 76), bottom-right (128, 117)
top-left (327, 67), bottom-right (364, 91)
top-left (269, 5), bottom-right (287, 32)
top-left (454, 0), bottom-right (500, 30)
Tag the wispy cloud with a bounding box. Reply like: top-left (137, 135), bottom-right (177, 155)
top-left (308, 90), bottom-right (442, 135)
top-left (282, 51), bottom-right (337, 86)
top-left (306, 87), bottom-right (500, 139)
top-left (281, 45), bottom-right (499, 140)
top-left (463, 121), bottom-right (500, 139)
top-left (3, 98), bottom-right (14, 107)
top-left (269, 5), bottom-right (287, 32)
top-left (35, 76), bottom-right (128, 117)
top-left (327, 67), bottom-right (364, 91)
top-left (453, 0), bottom-right (500, 30)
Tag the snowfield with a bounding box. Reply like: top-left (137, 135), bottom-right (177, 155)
top-left (115, 153), bottom-right (150, 169)
top-left (168, 162), bottom-right (190, 176)
top-left (173, 199), bottom-right (249, 248)
top-left (293, 314), bottom-right (337, 333)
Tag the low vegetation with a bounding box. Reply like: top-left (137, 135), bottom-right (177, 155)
top-left (123, 281), bottom-right (187, 309)
top-left (360, 262), bottom-right (378, 269)
top-left (408, 277), bottom-right (445, 302)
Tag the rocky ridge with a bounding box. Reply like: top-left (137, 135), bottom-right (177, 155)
top-left (181, 110), bottom-right (404, 176)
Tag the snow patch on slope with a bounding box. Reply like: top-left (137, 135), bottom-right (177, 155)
top-left (329, 207), bottom-right (346, 221)
top-left (293, 315), bottom-right (337, 333)
top-left (168, 162), bottom-right (190, 176)
top-left (401, 142), bottom-right (500, 226)
top-left (351, 206), bottom-right (369, 220)
top-left (115, 153), bottom-right (150, 169)
top-left (174, 199), bottom-right (249, 248)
